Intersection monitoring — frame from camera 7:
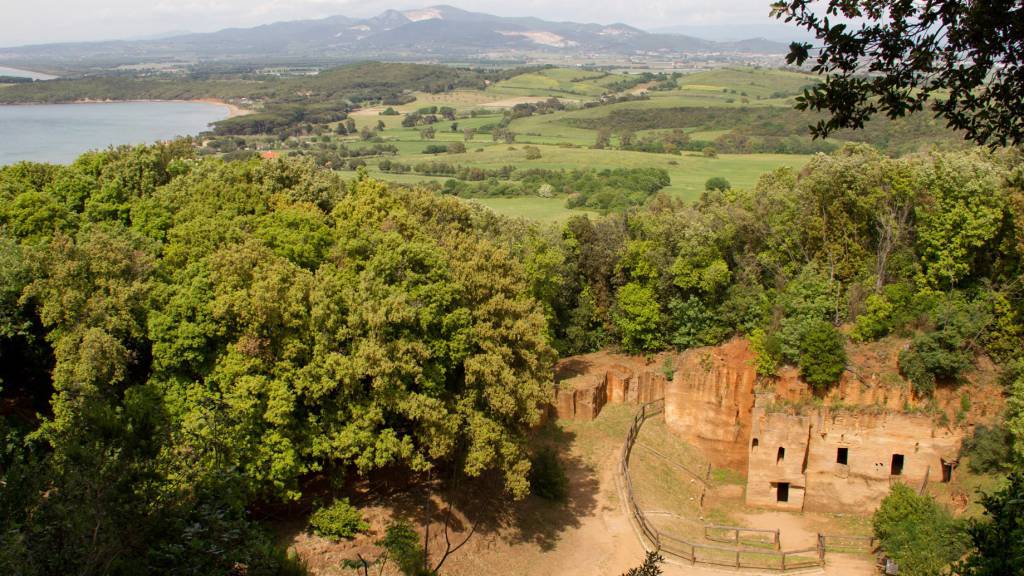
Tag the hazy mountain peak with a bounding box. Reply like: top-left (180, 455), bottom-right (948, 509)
top-left (0, 6), bottom-right (791, 67)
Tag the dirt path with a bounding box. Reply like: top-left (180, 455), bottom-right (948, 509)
top-left (444, 448), bottom-right (646, 576)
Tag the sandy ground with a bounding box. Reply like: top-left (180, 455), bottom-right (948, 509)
top-left (441, 449), bottom-right (646, 576)
top-left (289, 441), bottom-right (875, 576)
top-left (191, 97), bottom-right (250, 117)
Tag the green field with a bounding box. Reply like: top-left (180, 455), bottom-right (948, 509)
top-left (487, 67), bottom-right (631, 99)
top-left (269, 67), bottom-right (825, 221)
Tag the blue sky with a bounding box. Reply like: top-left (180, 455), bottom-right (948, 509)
top-left (0, 0), bottom-right (796, 47)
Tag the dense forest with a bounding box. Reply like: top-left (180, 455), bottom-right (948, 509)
top-left (1, 141), bottom-right (1023, 574)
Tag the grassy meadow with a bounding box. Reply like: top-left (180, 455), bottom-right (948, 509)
top-left (274, 67), bottom-right (824, 221)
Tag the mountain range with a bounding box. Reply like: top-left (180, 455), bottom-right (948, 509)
top-left (0, 5), bottom-right (790, 69)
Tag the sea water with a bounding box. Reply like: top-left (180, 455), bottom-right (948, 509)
top-left (0, 101), bottom-right (229, 165)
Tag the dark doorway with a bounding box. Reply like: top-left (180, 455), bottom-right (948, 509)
top-left (776, 447), bottom-right (785, 464)
top-left (752, 438), bottom-right (759, 450)
top-left (891, 454), bottom-right (904, 476)
top-left (777, 482), bottom-right (790, 503)
top-left (942, 462), bottom-right (953, 483)
top-left (837, 447), bottom-right (849, 465)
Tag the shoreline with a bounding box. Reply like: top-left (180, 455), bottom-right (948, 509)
top-left (0, 65), bottom-right (59, 80)
top-left (75, 98), bottom-right (252, 118)
top-left (0, 98), bottom-right (251, 118)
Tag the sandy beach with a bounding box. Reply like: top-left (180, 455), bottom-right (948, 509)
top-left (64, 97), bottom-right (251, 118)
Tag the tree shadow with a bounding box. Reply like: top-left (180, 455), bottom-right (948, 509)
top-left (363, 421), bottom-right (599, 556)
top-left (500, 423), bottom-right (600, 551)
top-left (265, 420), bottom-right (600, 569)
top-left (554, 356), bottom-right (595, 382)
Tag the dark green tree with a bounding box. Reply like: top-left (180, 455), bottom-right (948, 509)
top-left (953, 473), bottom-right (1024, 576)
top-left (772, 0), bottom-right (1024, 146)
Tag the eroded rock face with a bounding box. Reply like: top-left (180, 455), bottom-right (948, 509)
top-left (551, 360), bottom-right (664, 421)
top-left (663, 341), bottom-right (757, 470)
top-left (553, 337), bottom-right (982, 513)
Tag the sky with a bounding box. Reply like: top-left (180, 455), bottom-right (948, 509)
top-left (0, 0), bottom-right (796, 48)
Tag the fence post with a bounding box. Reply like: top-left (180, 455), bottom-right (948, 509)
top-left (782, 551), bottom-right (786, 571)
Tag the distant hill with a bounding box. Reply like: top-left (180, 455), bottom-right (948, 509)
top-left (0, 5), bottom-right (790, 69)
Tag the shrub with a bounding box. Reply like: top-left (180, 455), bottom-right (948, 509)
top-left (952, 473), bottom-right (1024, 576)
top-left (308, 499), bottom-right (369, 541)
top-left (960, 425), bottom-right (1013, 473)
top-left (899, 296), bottom-right (983, 396)
top-left (704, 176), bottom-right (731, 191)
top-left (851, 283), bottom-right (918, 342)
top-left (524, 145), bottom-right (542, 160)
top-left (529, 447), bottom-right (569, 501)
top-left (702, 146), bottom-right (718, 158)
top-left (661, 356), bottom-right (675, 381)
top-left (750, 328), bottom-right (783, 378)
top-left (797, 320), bottom-right (847, 391)
top-left (378, 520), bottom-right (428, 576)
top-left (614, 282), bottom-right (665, 353)
top-left (899, 330), bottom-right (973, 396)
top-left (873, 484), bottom-right (968, 576)
top-left (620, 551), bottom-right (664, 576)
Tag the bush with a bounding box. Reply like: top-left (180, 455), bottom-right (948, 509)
top-left (952, 473), bottom-right (1024, 576)
top-left (524, 145), bottom-right (542, 160)
top-left (750, 328), bottom-right (783, 378)
top-left (308, 499), bottom-right (369, 541)
top-left (704, 176), bottom-right (731, 191)
top-left (873, 484), bottom-right (968, 576)
top-left (899, 330), bottom-right (973, 396)
top-left (385, 521), bottom-right (426, 576)
top-left (797, 320), bottom-right (847, 391)
top-left (529, 447), bottom-right (569, 501)
top-left (899, 296), bottom-right (983, 396)
top-left (960, 425), bottom-right (1014, 473)
top-left (851, 283), bottom-right (920, 342)
top-left (614, 282), bottom-right (665, 353)
top-left (620, 551), bottom-right (664, 576)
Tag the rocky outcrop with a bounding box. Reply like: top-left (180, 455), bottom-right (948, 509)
top-left (554, 336), bottom-right (988, 513)
top-left (551, 363), bottom-right (662, 421)
top-left (663, 340), bottom-right (757, 470)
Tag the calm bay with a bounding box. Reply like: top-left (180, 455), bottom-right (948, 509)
top-left (0, 101), bottom-right (230, 165)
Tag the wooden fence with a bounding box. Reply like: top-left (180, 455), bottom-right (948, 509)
top-left (819, 533), bottom-right (878, 554)
top-left (704, 524), bottom-right (781, 549)
top-left (619, 400), bottom-right (826, 572)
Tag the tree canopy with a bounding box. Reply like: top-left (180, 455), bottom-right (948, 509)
top-left (772, 0), bottom-right (1024, 147)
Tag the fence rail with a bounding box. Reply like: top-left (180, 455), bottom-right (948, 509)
top-left (704, 524), bottom-right (781, 549)
top-left (820, 533), bottom-right (878, 553)
top-left (619, 400), bottom-right (827, 572)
